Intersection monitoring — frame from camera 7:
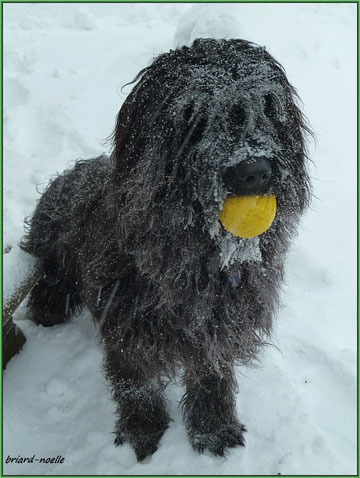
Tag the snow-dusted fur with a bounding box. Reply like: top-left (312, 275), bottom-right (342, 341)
top-left (20, 39), bottom-right (311, 460)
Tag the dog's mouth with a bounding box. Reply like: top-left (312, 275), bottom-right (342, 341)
top-left (219, 194), bottom-right (276, 239)
top-left (218, 156), bottom-right (281, 238)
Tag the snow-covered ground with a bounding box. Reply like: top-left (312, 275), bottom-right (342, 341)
top-left (3, 3), bottom-right (357, 475)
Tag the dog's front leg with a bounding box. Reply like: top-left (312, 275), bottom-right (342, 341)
top-left (182, 362), bottom-right (246, 456)
top-left (104, 348), bottom-right (170, 461)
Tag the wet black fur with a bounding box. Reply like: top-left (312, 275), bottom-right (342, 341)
top-left (21, 39), bottom-right (311, 460)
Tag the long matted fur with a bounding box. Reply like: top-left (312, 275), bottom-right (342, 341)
top-left (21, 39), bottom-right (311, 460)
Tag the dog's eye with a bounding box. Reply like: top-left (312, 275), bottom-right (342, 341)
top-left (228, 103), bottom-right (246, 128)
top-left (264, 94), bottom-right (277, 119)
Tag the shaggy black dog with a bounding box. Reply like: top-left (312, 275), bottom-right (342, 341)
top-left (21, 39), bottom-right (311, 461)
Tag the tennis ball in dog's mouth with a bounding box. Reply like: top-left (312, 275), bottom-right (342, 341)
top-left (219, 195), bottom-right (277, 239)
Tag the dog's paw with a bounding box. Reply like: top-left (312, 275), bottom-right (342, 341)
top-left (190, 423), bottom-right (246, 456)
top-left (132, 430), bottom-right (165, 462)
top-left (114, 427), bottom-right (168, 462)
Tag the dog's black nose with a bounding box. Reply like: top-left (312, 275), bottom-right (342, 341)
top-left (223, 158), bottom-right (273, 196)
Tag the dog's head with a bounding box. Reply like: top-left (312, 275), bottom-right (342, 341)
top-left (111, 39), bottom-right (312, 267)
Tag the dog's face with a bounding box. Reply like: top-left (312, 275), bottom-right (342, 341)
top-left (112, 39), bottom-right (311, 251)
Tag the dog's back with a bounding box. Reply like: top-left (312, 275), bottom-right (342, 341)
top-left (21, 156), bottom-right (110, 260)
top-left (20, 155), bottom-right (111, 325)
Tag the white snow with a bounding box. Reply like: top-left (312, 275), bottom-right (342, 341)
top-left (217, 234), bottom-right (262, 270)
top-left (174, 4), bottom-right (242, 47)
top-left (3, 3), bottom-right (357, 475)
top-left (3, 246), bottom-right (37, 305)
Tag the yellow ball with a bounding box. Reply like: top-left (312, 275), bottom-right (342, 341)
top-left (219, 195), bottom-right (277, 239)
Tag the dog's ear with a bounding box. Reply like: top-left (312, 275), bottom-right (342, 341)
top-left (110, 86), bottom-right (144, 183)
top-left (275, 87), bottom-right (313, 214)
top-left (110, 58), bottom-right (179, 184)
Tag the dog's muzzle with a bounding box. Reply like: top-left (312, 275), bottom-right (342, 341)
top-left (219, 158), bottom-right (277, 238)
top-left (223, 158), bottom-right (274, 196)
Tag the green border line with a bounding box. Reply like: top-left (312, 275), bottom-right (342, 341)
top-left (1, 1), bottom-right (358, 478)
top-left (0, 0), bottom-right (359, 3)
